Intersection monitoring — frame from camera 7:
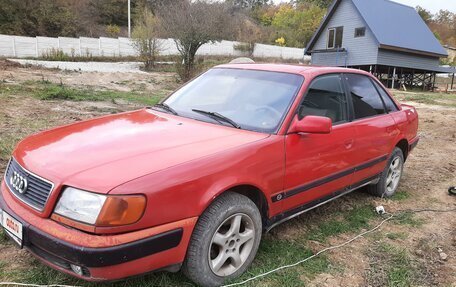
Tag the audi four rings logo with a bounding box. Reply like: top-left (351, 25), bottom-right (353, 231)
top-left (10, 171), bottom-right (28, 194)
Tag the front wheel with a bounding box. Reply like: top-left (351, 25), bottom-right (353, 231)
top-left (368, 147), bottom-right (404, 197)
top-left (182, 192), bottom-right (262, 287)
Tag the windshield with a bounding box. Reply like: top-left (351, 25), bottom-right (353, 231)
top-left (163, 68), bottom-right (304, 133)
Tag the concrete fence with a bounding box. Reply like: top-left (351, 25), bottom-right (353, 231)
top-left (0, 34), bottom-right (308, 60)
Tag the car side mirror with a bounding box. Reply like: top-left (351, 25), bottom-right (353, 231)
top-left (288, 115), bottom-right (332, 134)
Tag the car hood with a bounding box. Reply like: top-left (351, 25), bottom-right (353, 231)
top-left (13, 109), bottom-right (269, 193)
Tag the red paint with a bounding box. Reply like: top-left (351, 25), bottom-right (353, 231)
top-left (1, 64), bottom-right (419, 280)
top-left (288, 115), bottom-right (332, 134)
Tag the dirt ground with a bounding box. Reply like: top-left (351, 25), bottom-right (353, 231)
top-left (0, 62), bottom-right (455, 286)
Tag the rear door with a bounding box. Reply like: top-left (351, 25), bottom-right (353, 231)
top-left (343, 73), bottom-right (398, 185)
top-left (280, 74), bottom-right (356, 212)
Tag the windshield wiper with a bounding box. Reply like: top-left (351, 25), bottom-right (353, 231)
top-left (192, 109), bottom-right (241, 129)
top-left (151, 103), bottom-right (178, 115)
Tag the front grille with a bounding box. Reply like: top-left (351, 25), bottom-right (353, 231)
top-left (4, 158), bottom-right (54, 211)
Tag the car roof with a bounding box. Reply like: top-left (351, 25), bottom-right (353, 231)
top-left (215, 63), bottom-right (372, 78)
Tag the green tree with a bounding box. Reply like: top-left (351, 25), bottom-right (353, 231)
top-left (90, 0), bottom-right (139, 26)
top-left (416, 6), bottom-right (433, 24)
top-left (106, 24), bottom-right (121, 38)
top-left (295, 0), bottom-right (333, 9)
top-left (132, 9), bottom-right (162, 70)
top-left (228, 0), bottom-right (270, 9)
top-left (0, 0), bottom-right (79, 37)
top-left (271, 4), bottom-right (325, 47)
top-left (235, 17), bottom-right (263, 56)
top-left (0, 0), bottom-right (23, 34)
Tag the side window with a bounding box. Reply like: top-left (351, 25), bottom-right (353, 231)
top-left (354, 27), bottom-right (366, 37)
top-left (346, 74), bottom-right (386, 119)
top-left (298, 74), bottom-right (348, 124)
top-left (327, 29), bottom-right (335, 49)
top-left (372, 80), bottom-right (399, 112)
top-left (335, 27), bottom-right (343, 47)
top-left (327, 27), bottom-right (343, 49)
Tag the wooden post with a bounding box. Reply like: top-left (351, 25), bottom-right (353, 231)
top-left (432, 73), bottom-right (436, 92)
top-left (392, 67), bottom-right (397, 89)
top-left (451, 73), bottom-right (455, 90)
top-left (412, 70), bottom-right (415, 87)
top-left (387, 66), bottom-right (391, 88)
top-left (422, 71), bottom-right (426, 91)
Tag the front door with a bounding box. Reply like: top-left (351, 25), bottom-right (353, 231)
top-left (279, 74), bottom-right (356, 212)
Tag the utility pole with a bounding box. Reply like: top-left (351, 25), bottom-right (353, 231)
top-left (128, 0), bottom-right (131, 38)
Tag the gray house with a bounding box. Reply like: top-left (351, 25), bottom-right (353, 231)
top-left (305, 0), bottom-right (454, 90)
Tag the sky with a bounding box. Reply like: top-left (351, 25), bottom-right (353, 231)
top-left (271, 0), bottom-right (456, 13)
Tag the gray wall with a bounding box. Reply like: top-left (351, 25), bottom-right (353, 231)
top-left (377, 49), bottom-right (440, 71)
top-left (311, 0), bottom-right (379, 66)
top-left (0, 34), bottom-right (308, 60)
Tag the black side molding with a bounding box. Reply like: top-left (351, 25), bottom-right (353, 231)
top-left (26, 226), bottom-right (183, 267)
top-left (266, 174), bottom-right (381, 230)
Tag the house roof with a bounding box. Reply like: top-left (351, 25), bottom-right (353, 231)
top-left (306, 0), bottom-right (448, 57)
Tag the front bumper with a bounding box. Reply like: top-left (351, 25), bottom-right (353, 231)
top-left (1, 181), bottom-right (197, 281)
top-left (409, 136), bottom-right (419, 152)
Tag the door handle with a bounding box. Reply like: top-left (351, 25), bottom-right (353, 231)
top-left (344, 139), bottom-right (354, 149)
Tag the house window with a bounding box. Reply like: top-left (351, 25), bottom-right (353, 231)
top-left (327, 27), bottom-right (343, 49)
top-left (355, 27), bottom-right (366, 38)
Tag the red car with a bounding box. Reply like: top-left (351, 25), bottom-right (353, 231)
top-left (1, 64), bottom-right (418, 287)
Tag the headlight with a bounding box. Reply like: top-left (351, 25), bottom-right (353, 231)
top-left (54, 187), bottom-right (146, 227)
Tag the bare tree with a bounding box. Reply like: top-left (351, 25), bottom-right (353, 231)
top-left (156, 0), bottom-right (235, 80)
top-left (235, 17), bottom-right (263, 57)
top-left (132, 9), bottom-right (162, 70)
top-left (228, 0), bottom-right (270, 9)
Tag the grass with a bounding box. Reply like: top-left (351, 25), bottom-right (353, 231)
top-left (227, 237), bottom-right (330, 286)
top-left (306, 205), bottom-right (376, 242)
top-left (0, 229), bottom-right (8, 245)
top-left (382, 245), bottom-right (413, 287)
top-left (3, 261), bottom-right (194, 287)
top-left (1, 80), bottom-right (167, 106)
top-left (393, 91), bottom-right (456, 107)
top-left (366, 243), bottom-right (422, 287)
top-left (0, 237), bottom-right (329, 287)
top-left (385, 232), bottom-right (407, 241)
top-left (390, 190), bottom-right (410, 201)
top-left (16, 81), bottom-right (166, 106)
top-left (0, 135), bottom-right (20, 163)
top-left (392, 212), bottom-right (425, 227)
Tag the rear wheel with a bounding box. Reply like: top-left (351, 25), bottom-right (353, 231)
top-left (368, 147), bottom-right (404, 198)
top-left (182, 192), bottom-right (262, 287)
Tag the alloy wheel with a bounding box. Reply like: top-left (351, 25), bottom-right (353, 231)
top-left (386, 156), bottom-right (403, 194)
top-left (208, 213), bottom-right (256, 277)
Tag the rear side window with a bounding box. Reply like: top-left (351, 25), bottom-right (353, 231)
top-left (372, 81), bottom-right (398, 112)
top-left (346, 74), bottom-right (386, 119)
top-left (298, 74), bottom-right (348, 124)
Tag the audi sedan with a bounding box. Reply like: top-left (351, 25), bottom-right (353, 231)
top-left (1, 64), bottom-right (419, 287)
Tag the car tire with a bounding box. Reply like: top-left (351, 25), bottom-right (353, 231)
top-left (182, 192), bottom-right (262, 287)
top-left (367, 147), bottom-right (405, 198)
